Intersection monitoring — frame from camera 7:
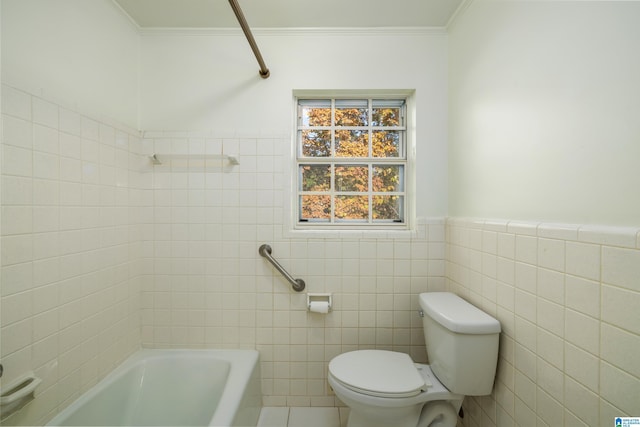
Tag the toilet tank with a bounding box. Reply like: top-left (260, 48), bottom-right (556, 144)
top-left (419, 292), bottom-right (501, 396)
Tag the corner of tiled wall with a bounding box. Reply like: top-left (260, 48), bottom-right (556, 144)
top-left (0, 84), bottom-right (144, 425)
top-left (446, 217), bottom-right (640, 427)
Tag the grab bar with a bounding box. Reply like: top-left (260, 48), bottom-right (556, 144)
top-left (259, 244), bottom-right (305, 292)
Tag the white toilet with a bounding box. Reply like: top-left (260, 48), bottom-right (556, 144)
top-left (328, 292), bottom-right (501, 427)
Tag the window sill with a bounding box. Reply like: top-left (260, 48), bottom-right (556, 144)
top-left (284, 228), bottom-right (417, 240)
top-left (282, 218), bottom-right (444, 240)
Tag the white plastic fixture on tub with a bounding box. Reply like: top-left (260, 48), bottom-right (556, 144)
top-left (0, 372), bottom-right (42, 419)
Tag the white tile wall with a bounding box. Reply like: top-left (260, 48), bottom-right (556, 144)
top-left (447, 218), bottom-right (640, 426)
top-left (0, 85), bottom-right (143, 426)
top-left (3, 86), bottom-right (638, 424)
top-left (139, 131), bottom-right (446, 406)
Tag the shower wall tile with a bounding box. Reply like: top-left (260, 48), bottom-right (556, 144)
top-left (0, 85), bottom-right (143, 426)
top-left (601, 246), bottom-right (640, 292)
top-left (3, 115), bottom-right (33, 149)
top-left (1, 85), bottom-right (32, 120)
top-left (447, 218), bottom-right (640, 426)
top-left (578, 225), bottom-right (639, 249)
top-left (141, 131), bottom-right (444, 406)
top-left (565, 241), bottom-right (601, 281)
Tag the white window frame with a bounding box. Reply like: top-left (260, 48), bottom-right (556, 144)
top-left (290, 90), bottom-right (416, 232)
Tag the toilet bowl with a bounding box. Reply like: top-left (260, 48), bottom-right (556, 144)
top-left (328, 293), bottom-right (501, 427)
top-left (328, 350), bottom-right (462, 427)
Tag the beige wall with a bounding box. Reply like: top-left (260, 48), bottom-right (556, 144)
top-left (1, 1), bottom-right (450, 420)
top-left (1, 0), bottom-right (140, 128)
top-left (3, 0), bottom-right (640, 424)
top-left (448, 2), bottom-right (640, 424)
top-left (448, 0), bottom-right (640, 226)
top-left (135, 26), bottom-right (451, 405)
top-left (138, 28), bottom-right (450, 219)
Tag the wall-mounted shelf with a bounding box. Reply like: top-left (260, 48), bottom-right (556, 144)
top-left (149, 153), bottom-right (239, 169)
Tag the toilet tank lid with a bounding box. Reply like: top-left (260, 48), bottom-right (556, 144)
top-left (419, 292), bottom-right (501, 334)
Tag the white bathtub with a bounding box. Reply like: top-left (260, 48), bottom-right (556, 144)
top-left (47, 349), bottom-right (262, 426)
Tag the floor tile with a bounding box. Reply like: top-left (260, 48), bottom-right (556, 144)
top-left (288, 407), bottom-right (340, 427)
top-left (257, 407), bottom-right (289, 427)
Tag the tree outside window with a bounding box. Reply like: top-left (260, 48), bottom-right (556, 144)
top-left (297, 98), bottom-right (407, 227)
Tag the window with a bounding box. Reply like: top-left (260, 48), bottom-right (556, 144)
top-left (295, 97), bottom-right (408, 228)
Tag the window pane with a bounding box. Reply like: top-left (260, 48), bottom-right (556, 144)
top-left (300, 164), bottom-right (331, 191)
top-left (296, 97), bottom-right (407, 227)
top-left (372, 130), bottom-right (400, 157)
top-left (335, 130), bottom-right (369, 157)
top-left (335, 100), bottom-right (368, 126)
top-left (372, 165), bottom-right (404, 192)
top-left (300, 195), bottom-right (331, 221)
top-left (301, 130), bottom-right (331, 157)
top-left (335, 196), bottom-right (368, 220)
top-left (300, 100), bottom-right (331, 126)
top-left (372, 107), bottom-right (401, 126)
top-left (335, 165), bottom-right (368, 192)
top-left (373, 195), bottom-right (403, 221)
top-left (372, 100), bottom-right (403, 126)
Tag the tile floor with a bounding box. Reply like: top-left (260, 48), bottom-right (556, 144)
top-left (258, 407), bottom-right (349, 427)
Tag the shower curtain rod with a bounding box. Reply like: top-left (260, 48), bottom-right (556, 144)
top-left (228, 0), bottom-right (270, 79)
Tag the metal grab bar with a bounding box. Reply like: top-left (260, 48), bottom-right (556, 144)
top-left (228, 0), bottom-right (270, 79)
top-left (259, 244), bottom-right (305, 292)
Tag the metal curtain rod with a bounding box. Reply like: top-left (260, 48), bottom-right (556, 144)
top-left (228, 0), bottom-right (270, 79)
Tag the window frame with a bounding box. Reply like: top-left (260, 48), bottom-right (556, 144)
top-left (291, 92), bottom-right (415, 231)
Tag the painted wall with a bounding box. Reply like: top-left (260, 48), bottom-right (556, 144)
top-left (447, 1), bottom-right (640, 425)
top-left (139, 29), bottom-right (450, 218)
top-left (1, 0), bottom-right (140, 128)
top-left (448, 0), bottom-right (640, 226)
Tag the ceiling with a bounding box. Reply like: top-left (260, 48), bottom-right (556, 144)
top-left (113, 0), bottom-right (465, 28)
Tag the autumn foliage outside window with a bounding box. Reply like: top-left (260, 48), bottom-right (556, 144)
top-left (297, 98), bottom-right (407, 226)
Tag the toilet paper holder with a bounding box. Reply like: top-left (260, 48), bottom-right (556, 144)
top-left (307, 293), bottom-right (332, 312)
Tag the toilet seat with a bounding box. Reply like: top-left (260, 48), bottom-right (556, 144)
top-left (328, 350), bottom-right (426, 398)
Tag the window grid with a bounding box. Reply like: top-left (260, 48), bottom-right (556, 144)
top-left (296, 98), bottom-right (407, 227)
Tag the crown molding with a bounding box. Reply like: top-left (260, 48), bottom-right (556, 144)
top-left (446, 0), bottom-right (475, 30)
top-left (110, 0), bottom-right (142, 31)
top-left (111, 0), bottom-right (450, 37)
top-left (138, 26), bottom-right (448, 37)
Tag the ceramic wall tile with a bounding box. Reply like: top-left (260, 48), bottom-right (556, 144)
top-left (0, 86), bottom-right (142, 426)
top-left (1, 86), bottom-right (32, 120)
top-left (601, 246), bottom-right (640, 292)
top-left (446, 217), bottom-right (640, 424)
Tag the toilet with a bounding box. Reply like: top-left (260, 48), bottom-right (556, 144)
top-left (328, 292), bottom-right (501, 427)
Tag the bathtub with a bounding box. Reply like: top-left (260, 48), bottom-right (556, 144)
top-left (47, 349), bottom-right (262, 426)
